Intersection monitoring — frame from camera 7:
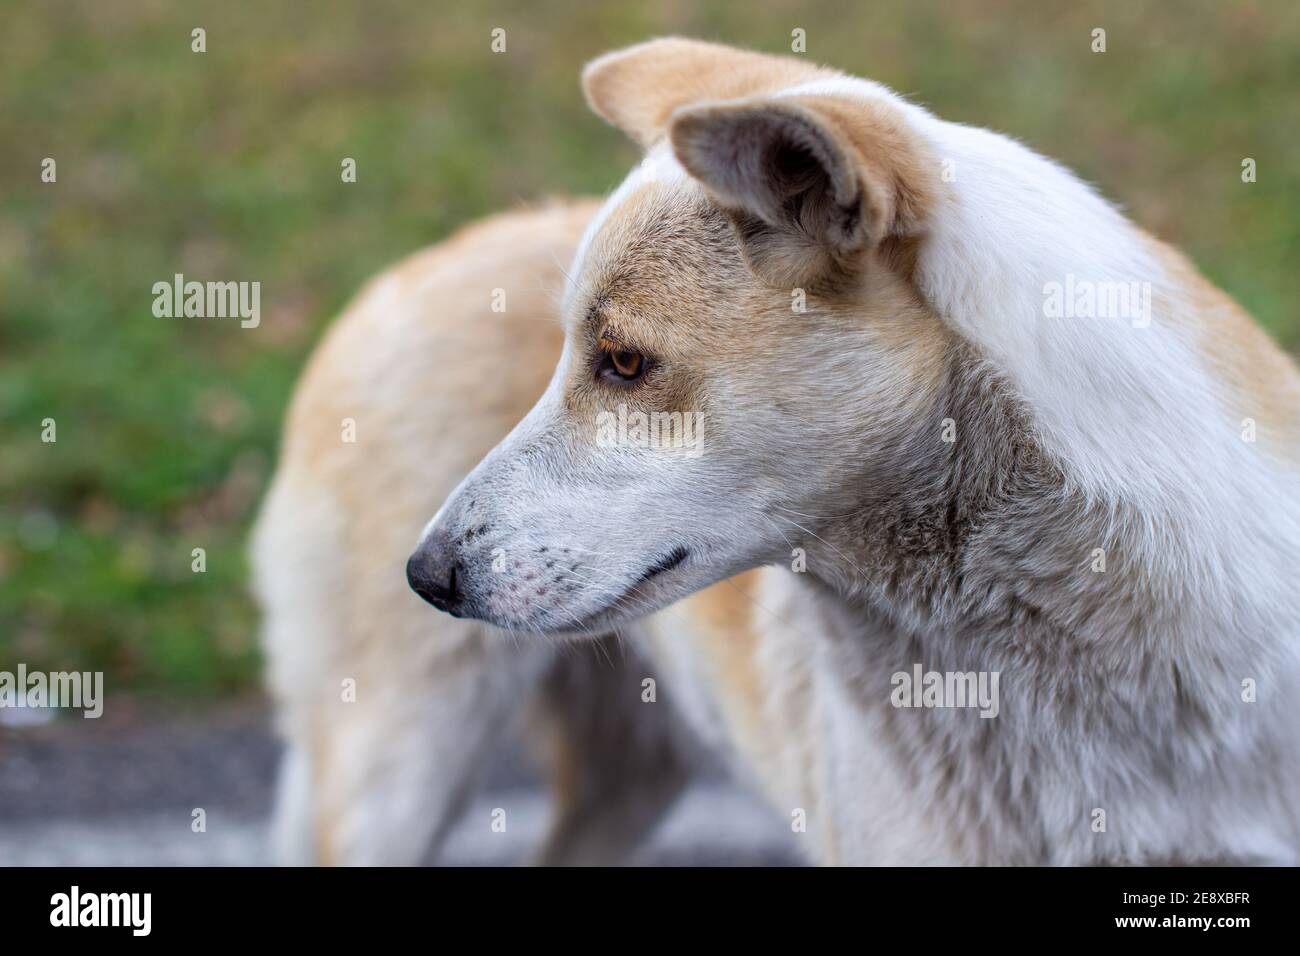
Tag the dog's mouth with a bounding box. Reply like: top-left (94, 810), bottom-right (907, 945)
top-left (562, 545), bottom-right (691, 633)
top-left (631, 545), bottom-right (690, 587)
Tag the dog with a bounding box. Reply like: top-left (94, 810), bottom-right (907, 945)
top-left (253, 39), bottom-right (1300, 865)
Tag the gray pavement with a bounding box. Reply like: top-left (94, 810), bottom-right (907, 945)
top-left (0, 699), bottom-right (803, 866)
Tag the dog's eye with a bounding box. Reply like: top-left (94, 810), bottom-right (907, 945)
top-left (598, 346), bottom-right (646, 383)
top-left (610, 349), bottom-right (642, 378)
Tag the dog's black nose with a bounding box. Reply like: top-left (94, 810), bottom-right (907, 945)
top-left (406, 532), bottom-right (463, 615)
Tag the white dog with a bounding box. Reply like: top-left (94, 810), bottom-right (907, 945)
top-left (254, 39), bottom-right (1300, 865)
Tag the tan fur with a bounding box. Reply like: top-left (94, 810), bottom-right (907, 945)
top-left (1143, 234), bottom-right (1300, 462)
top-left (670, 572), bottom-right (769, 761)
top-left (260, 40), bottom-right (1300, 867)
top-left (256, 197), bottom-right (793, 862)
top-left (583, 38), bottom-right (834, 147)
top-left (260, 70), bottom-right (951, 857)
top-left (561, 177), bottom-right (948, 484)
top-left (790, 94), bottom-right (937, 239)
top-left (255, 200), bottom-right (598, 863)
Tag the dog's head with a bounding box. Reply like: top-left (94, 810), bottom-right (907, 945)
top-left (409, 39), bottom-right (947, 634)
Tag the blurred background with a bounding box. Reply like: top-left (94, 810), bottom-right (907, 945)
top-left (2, 0), bottom-right (1297, 863)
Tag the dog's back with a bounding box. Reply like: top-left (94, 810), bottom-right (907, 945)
top-left (252, 200), bottom-right (593, 863)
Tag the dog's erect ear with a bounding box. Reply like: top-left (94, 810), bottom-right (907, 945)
top-left (582, 38), bottom-right (827, 148)
top-left (669, 97), bottom-right (932, 288)
top-left (583, 38), bottom-right (933, 287)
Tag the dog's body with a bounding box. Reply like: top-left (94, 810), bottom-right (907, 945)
top-left (254, 40), bottom-right (1300, 865)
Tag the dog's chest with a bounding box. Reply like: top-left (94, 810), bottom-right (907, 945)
top-left (652, 567), bottom-right (1300, 864)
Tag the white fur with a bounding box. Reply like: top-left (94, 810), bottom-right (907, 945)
top-left (261, 54), bottom-right (1300, 865)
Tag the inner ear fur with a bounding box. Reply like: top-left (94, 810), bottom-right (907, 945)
top-left (669, 95), bottom-right (934, 290)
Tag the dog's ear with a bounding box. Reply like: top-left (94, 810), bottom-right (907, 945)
top-left (582, 38), bottom-right (826, 148)
top-left (669, 96), bottom-right (933, 289)
top-left (583, 39), bottom-right (933, 287)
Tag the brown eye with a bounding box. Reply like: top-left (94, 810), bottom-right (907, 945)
top-left (610, 349), bottom-right (642, 379)
top-left (598, 344), bottom-right (646, 383)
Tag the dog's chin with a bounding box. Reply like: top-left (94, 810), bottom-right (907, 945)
top-left (484, 557), bottom-right (706, 639)
top-left (528, 577), bottom-right (686, 639)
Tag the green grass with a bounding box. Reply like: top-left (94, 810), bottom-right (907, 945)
top-left (2, 0), bottom-right (1297, 697)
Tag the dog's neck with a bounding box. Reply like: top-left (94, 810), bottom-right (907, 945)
top-left (788, 335), bottom-right (1238, 728)
top-left (782, 341), bottom-right (1294, 863)
top-left (800, 339), bottom-right (1065, 637)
